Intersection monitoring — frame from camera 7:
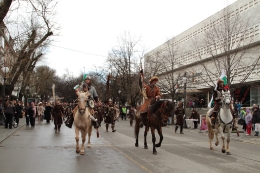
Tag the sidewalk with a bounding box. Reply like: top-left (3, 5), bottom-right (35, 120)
top-left (0, 117), bottom-right (26, 143)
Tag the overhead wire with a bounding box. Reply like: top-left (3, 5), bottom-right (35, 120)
top-left (50, 44), bottom-right (108, 57)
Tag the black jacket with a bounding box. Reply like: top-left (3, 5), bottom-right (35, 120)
top-left (252, 109), bottom-right (260, 124)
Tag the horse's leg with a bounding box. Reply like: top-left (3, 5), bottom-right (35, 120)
top-left (135, 117), bottom-right (140, 147)
top-left (80, 129), bottom-right (86, 155)
top-left (151, 127), bottom-right (157, 154)
top-left (206, 116), bottom-right (214, 150)
top-left (226, 125), bottom-right (232, 155)
top-left (75, 127), bottom-right (80, 154)
top-left (219, 126), bottom-right (226, 153)
top-left (87, 125), bottom-right (92, 148)
top-left (215, 127), bottom-right (219, 147)
top-left (144, 125), bottom-right (149, 149)
top-left (155, 126), bottom-right (163, 148)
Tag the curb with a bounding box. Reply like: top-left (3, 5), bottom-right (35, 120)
top-left (0, 122), bottom-right (26, 144)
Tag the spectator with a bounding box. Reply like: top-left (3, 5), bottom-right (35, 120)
top-left (252, 104), bottom-right (260, 136)
top-left (37, 102), bottom-right (44, 122)
top-left (240, 107), bottom-right (246, 131)
top-left (14, 100), bottom-right (23, 127)
top-left (44, 102), bottom-right (53, 123)
top-left (28, 102), bottom-right (38, 128)
top-left (189, 108), bottom-right (200, 129)
top-left (245, 109), bottom-right (252, 135)
top-left (4, 100), bottom-right (16, 129)
top-left (236, 101), bottom-right (242, 115)
top-left (121, 105), bottom-right (127, 120)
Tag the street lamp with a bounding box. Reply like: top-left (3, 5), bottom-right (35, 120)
top-left (183, 73), bottom-right (187, 128)
top-left (118, 90), bottom-right (121, 106)
top-left (25, 86), bottom-right (29, 106)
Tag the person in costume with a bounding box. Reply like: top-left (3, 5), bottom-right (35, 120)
top-left (210, 79), bottom-right (228, 126)
top-left (104, 99), bottom-right (118, 132)
top-left (139, 76), bottom-right (161, 128)
top-left (174, 102), bottom-right (185, 134)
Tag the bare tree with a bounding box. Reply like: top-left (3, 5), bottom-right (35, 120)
top-left (4, 0), bottom-right (59, 95)
top-left (106, 32), bottom-right (143, 106)
top-left (0, 0), bottom-right (12, 23)
top-left (190, 6), bottom-right (260, 90)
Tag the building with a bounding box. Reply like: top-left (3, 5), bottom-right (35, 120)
top-left (144, 0), bottom-right (260, 107)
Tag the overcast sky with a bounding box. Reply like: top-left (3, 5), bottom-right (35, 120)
top-left (45, 0), bottom-right (237, 77)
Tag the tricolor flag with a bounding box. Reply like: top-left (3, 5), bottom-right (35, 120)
top-left (208, 70), bottom-right (229, 108)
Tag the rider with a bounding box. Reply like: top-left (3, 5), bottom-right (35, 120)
top-left (139, 76), bottom-right (161, 128)
top-left (210, 78), bottom-right (227, 126)
top-left (74, 75), bottom-right (100, 128)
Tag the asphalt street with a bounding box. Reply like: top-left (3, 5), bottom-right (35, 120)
top-left (0, 117), bottom-right (260, 173)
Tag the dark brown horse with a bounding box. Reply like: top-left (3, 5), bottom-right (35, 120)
top-left (135, 100), bottom-right (173, 154)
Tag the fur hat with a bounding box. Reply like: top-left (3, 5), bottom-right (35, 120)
top-left (217, 78), bottom-right (224, 84)
top-left (83, 74), bottom-right (91, 81)
top-left (149, 76), bottom-right (159, 83)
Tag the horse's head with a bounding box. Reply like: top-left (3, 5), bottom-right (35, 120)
top-left (160, 100), bottom-right (174, 117)
top-left (76, 91), bottom-right (90, 115)
top-left (222, 90), bottom-right (231, 107)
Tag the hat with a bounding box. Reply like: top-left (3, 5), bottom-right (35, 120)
top-left (217, 78), bottom-right (224, 84)
top-left (38, 102), bottom-right (42, 105)
top-left (83, 74), bottom-right (91, 81)
top-left (108, 98), bottom-right (112, 102)
top-left (149, 76), bottom-right (159, 83)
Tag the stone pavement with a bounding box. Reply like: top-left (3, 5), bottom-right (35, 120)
top-left (0, 117), bottom-right (26, 144)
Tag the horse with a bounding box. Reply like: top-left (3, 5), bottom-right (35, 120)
top-left (206, 90), bottom-right (233, 155)
top-left (135, 100), bottom-right (174, 154)
top-left (74, 91), bottom-right (92, 155)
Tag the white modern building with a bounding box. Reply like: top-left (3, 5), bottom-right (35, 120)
top-left (144, 0), bottom-right (260, 106)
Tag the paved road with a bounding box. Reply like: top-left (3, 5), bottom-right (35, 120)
top-left (0, 118), bottom-right (260, 173)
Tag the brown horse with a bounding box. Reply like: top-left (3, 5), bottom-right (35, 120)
top-left (74, 91), bottom-right (92, 155)
top-left (135, 100), bottom-right (173, 154)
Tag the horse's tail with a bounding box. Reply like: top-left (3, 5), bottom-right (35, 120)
top-left (206, 109), bottom-right (214, 140)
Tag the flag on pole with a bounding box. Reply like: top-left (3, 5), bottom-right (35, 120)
top-left (208, 70), bottom-right (228, 108)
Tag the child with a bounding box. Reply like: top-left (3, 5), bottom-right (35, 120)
top-left (245, 109), bottom-right (252, 135)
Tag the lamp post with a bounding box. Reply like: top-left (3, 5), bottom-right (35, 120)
top-left (183, 72), bottom-right (187, 128)
top-left (25, 86), bottom-right (29, 106)
top-left (0, 66), bottom-right (9, 125)
top-left (118, 90), bottom-right (121, 106)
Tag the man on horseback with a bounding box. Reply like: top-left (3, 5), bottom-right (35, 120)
top-left (74, 75), bottom-right (100, 128)
top-left (210, 79), bottom-right (227, 126)
top-left (139, 76), bottom-right (161, 128)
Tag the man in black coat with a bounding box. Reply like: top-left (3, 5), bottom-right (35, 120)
top-left (252, 104), bottom-right (260, 136)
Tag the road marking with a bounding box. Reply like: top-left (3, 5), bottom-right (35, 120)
top-left (110, 145), bottom-right (154, 173)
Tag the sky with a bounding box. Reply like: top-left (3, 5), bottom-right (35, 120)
top-left (45, 0), bottom-right (237, 77)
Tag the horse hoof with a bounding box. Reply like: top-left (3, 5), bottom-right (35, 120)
top-left (226, 152), bottom-right (231, 155)
top-left (215, 142), bottom-right (219, 146)
top-left (210, 147), bottom-right (214, 150)
top-left (135, 143), bottom-right (139, 147)
top-left (80, 151), bottom-right (85, 155)
top-left (222, 149), bottom-right (226, 153)
top-left (144, 146), bottom-right (148, 149)
top-left (87, 145), bottom-right (91, 148)
top-left (153, 151), bottom-right (157, 155)
top-left (76, 148), bottom-right (80, 154)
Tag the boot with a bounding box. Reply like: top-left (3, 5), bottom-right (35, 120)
top-left (175, 126), bottom-right (178, 133)
top-left (139, 113), bottom-right (144, 128)
top-left (112, 126), bottom-right (116, 132)
top-left (180, 126), bottom-right (184, 134)
top-left (211, 112), bottom-right (217, 126)
top-left (106, 124), bottom-right (109, 132)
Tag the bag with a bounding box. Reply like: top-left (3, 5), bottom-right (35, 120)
top-left (65, 115), bottom-right (74, 128)
top-left (255, 124), bottom-right (260, 132)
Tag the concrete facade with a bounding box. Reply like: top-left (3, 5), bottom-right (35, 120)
top-left (144, 0), bottom-right (260, 106)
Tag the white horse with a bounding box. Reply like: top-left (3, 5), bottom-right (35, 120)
top-left (74, 91), bottom-right (92, 155)
top-left (206, 90), bottom-right (233, 155)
